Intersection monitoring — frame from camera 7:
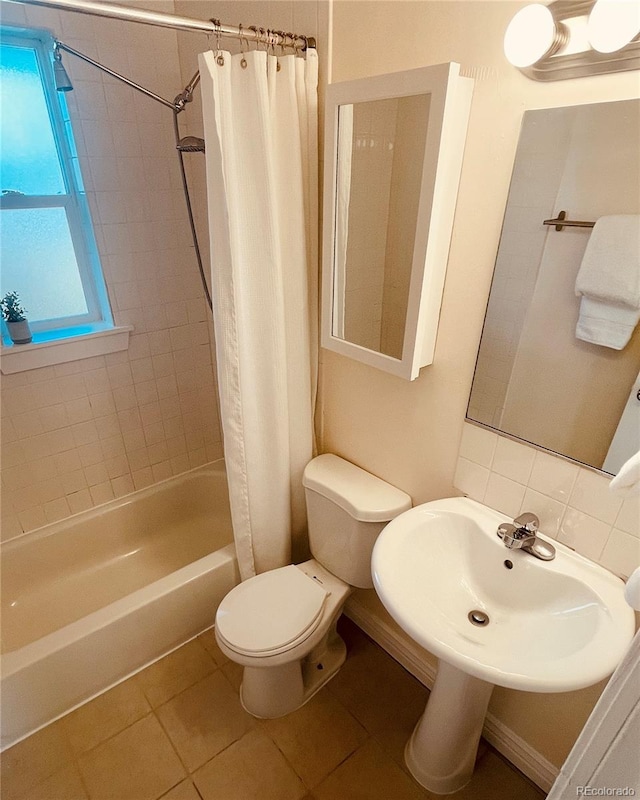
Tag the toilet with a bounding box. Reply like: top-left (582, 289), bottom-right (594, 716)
top-left (215, 454), bottom-right (412, 718)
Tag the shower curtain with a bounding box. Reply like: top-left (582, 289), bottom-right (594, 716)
top-left (199, 47), bottom-right (318, 580)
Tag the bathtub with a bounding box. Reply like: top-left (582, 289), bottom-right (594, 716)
top-left (1, 460), bottom-right (239, 750)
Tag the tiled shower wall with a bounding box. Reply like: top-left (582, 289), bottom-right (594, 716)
top-left (0, 1), bottom-right (222, 541)
top-left (454, 422), bottom-right (640, 580)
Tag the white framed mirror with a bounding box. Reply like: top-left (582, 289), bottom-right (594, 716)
top-left (468, 99), bottom-right (640, 475)
top-left (321, 63), bottom-right (473, 380)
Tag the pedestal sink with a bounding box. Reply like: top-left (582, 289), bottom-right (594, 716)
top-left (371, 497), bottom-right (635, 794)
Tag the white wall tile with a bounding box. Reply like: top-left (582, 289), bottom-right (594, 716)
top-left (458, 423), bottom-right (497, 468)
top-left (570, 469), bottom-right (623, 525)
top-left (491, 436), bottom-right (535, 485)
top-left (483, 473), bottom-right (526, 519)
top-left (558, 508), bottom-right (611, 562)
top-left (614, 496), bottom-right (640, 538)
top-left (453, 457), bottom-right (490, 502)
top-left (599, 530), bottom-right (640, 579)
top-left (519, 488), bottom-right (566, 538)
top-left (528, 451), bottom-right (579, 503)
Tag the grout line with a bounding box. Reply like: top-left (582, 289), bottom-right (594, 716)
top-left (152, 705), bottom-right (193, 780)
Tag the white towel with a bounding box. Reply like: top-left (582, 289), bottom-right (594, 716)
top-left (609, 449), bottom-right (640, 497)
top-left (575, 215), bottom-right (640, 349)
top-left (625, 567), bottom-right (640, 611)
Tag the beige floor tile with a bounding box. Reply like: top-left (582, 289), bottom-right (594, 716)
top-left (156, 670), bottom-right (255, 772)
top-left (78, 714), bottom-right (185, 800)
top-left (260, 689), bottom-right (368, 789)
top-left (62, 677), bottom-right (151, 755)
top-left (372, 700), bottom-right (425, 771)
top-left (328, 623), bottom-right (428, 737)
top-left (14, 764), bottom-right (88, 800)
top-left (313, 739), bottom-right (426, 800)
top-left (197, 629), bottom-right (228, 666)
top-left (158, 779), bottom-right (201, 800)
top-left (221, 658), bottom-right (243, 691)
top-left (0, 721), bottom-right (74, 800)
top-left (193, 729), bottom-right (306, 800)
top-left (135, 639), bottom-right (218, 708)
top-left (451, 751), bottom-right (546, 800)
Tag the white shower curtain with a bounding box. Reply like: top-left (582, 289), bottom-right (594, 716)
top-left (198, 47), bottom-right (318, 580)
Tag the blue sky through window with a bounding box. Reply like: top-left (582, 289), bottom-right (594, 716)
top-left (0, 30), bottom-right (110, 340)
top-left (0, 208), bottom-right (88, 320)
top-left (0, 43), bottom-right (66, 196)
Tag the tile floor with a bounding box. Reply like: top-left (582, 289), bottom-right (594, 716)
top-left (1, 618), bottom-right (546, 800)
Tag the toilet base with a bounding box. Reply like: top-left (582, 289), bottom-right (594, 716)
top-left (239, 623), bottom-right (347, 719)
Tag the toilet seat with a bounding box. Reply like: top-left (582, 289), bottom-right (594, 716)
top-left (216, 565), bottom-right (329, 658)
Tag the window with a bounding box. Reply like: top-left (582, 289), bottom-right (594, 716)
top-left (0, 27), bottom-right (116, 349)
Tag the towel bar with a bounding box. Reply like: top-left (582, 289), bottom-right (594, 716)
top-left (543, 210), bottom-right (595, 231)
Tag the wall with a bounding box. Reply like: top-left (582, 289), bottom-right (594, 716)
top-left (321, 0), bottom-right (640, 777)
top-left (0, 0), bottom-right (222, 542)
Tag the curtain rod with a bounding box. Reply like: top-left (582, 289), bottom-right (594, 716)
top-left (6, 0), bottom-right (316, 49)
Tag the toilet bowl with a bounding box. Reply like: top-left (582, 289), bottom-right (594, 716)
top-left (215, 454), bottom-right (411, 718)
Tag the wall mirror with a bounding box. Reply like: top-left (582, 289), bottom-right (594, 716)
top-left (321, 63), bottom-right (473, 380)
top-left (468, 98), bottom-right (640, 475)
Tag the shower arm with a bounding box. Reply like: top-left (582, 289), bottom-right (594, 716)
top-left (55, 40), bottom-right (180, 112)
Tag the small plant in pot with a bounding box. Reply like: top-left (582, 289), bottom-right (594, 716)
top-left (1, 292), bottom-right (32, 344)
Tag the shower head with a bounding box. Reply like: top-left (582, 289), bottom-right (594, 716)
top-left (176, 136), bottom-right (205, 153)
top-left (53, 43), bottom-right (73, 92)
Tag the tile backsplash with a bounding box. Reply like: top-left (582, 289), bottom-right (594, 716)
top-left (454, 422), bottom-right (640, 579)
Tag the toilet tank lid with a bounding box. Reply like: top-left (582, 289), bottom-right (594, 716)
top-left (303, 454), bottom-right (412, 522)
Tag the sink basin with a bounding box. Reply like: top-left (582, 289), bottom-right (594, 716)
top-left (372, 496), bottom-right (634, 693)
top-left (371, 497), bottom-right (635, 794)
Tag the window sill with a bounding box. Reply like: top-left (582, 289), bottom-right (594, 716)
top-left (0, 325), bottom-right (132, 374)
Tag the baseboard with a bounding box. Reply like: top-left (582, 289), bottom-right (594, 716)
top-left (345, 596), bottom-right (558, 793)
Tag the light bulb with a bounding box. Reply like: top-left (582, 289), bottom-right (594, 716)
top-left (588, 0), bottom-right (640, 53)
top-left (504, 4), bottom-right (564, 68)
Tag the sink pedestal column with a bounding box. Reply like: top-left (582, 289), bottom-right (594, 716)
top-left (405, 660), bottom-right (494, 794)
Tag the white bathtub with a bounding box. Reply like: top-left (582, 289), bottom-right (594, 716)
top-left (1, 460), bottom-right (239, 749)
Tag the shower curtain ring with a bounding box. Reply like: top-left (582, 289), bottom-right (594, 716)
top-left (238, 23), bottom-right (248, 68)
top-left (277, 31), bottom-right (287, 59)
top-left (270, 30), bottom-right (282, 71)
top-left (211, 18), bottom-right (224, 65)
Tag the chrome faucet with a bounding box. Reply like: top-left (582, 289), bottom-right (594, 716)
top-left (497, 513), bottom-right (556, 561)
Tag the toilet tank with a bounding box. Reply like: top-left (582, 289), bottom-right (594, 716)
top-left (302, 454), bottom-right (412, 589)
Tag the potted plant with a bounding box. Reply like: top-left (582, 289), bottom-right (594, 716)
top-left (1, 292), bottom-right (32, 344)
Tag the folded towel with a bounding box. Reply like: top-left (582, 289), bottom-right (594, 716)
top-left (575, 215), bottom-right (640, 349)
top-left (609, 449), bottom-right (640, 497)
top-left (576, 215), bottom-right (640, 306)
top-left (576, 297), bottom-right (640, 350)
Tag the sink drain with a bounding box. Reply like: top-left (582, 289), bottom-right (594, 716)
top-left (468, 610), bottom-right (490, 627)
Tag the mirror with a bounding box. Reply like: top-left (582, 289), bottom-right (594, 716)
top-left (468, 99), bottom-right (640, 475)
top-left (322, 63), bottom-right (473, 380)
top-left (335, 94), bottom-right (430, 360)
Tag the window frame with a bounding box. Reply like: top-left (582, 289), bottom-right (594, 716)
top-left (0, 26), bottom-right (114, 341)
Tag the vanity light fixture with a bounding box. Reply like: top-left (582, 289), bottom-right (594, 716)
top-left (503, 4), bottom-right (568, 68)
top-left (504, 0), bottom-right (640, 80)
top-left (588, 0), bottom-right (640, 53)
